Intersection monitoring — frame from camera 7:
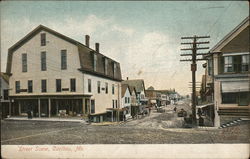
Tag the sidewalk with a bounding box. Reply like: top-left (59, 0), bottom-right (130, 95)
top-left (4, 116), bottom-right (86, 123)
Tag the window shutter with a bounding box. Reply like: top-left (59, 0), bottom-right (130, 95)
top-left (218, 55), bottom-right (224, 74)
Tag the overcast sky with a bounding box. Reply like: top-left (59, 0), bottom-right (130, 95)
top-left (0, 1), bottom-right (249, 95)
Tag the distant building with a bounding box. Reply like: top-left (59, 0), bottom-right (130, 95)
top-left (0, 72), bottom-right (10, 119)
top-left (129, 86), bottom-right (139, 118)
top-left (145, 90), bottom-right (157, 107)
top-left (205, 16), bottom-right (249, 127)
top-left (5, 25), bottom-right (122, 122)
top-left (122, 79), bottom-right (148, 114)
top-left (121, 84), bottom-right (132, 120)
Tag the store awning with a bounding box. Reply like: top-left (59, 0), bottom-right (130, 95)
top-left (221, 81), bottom-right (249, 93)
top-left (197, 103), bottom-right (214, 109)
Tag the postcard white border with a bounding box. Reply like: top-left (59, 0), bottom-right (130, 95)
top-left (1, 144), bottom-right (250, 159)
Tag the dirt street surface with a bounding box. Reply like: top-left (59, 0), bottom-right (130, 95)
top-left (1, 100), bottom-right (249, 144)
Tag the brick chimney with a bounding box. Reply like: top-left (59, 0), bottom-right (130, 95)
top-left (95, 43), bottom-right (99, 52)
top-left (85, 35), bottom-right (90, 47)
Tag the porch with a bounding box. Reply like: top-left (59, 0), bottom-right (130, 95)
top-left (7, 95), bottom-right (92, 118)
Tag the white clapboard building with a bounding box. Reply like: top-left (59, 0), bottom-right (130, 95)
top-left (6, 25), bottom-right (122, 122)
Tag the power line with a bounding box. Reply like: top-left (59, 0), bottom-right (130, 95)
top-left (206, 1), bottom-right (233, 35)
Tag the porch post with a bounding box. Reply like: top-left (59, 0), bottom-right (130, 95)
top-left (111, 111), bottom-right (113, 122)
top-left (82, 98), bottom-right (85, 115)
top-left (18, 100), bottom-right (21, 115)
top-left (48, 98), bottom-right (51, 118)
top-left (9, 98), bottom-right (12, 116)
top-left (56, 100), bottom-right (58, 116)
top-left (38, 98), bottom-right (41, 118)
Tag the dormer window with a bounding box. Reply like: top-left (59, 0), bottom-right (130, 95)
top-left (113, 62), bottom-right (117, 77)
top-left (93, 54), bottom-right (97, 71)
top-left (41, 33), bottom-right (46, 46)
top-left (104, 58), bottom-right (108, 75)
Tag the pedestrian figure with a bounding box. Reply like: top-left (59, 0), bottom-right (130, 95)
top-left (27, 110), bottom-right (32, 119)
top-left (198, 108), bottom-right (202, 117)
top-left (87, 114), bottom-right (91, 123)
top-left (199, 116), bottom-right (204, 126)
top-left (174, 107), bottom-right (177, 112)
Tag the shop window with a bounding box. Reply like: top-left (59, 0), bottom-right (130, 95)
top-left (221, 93), bottom-right (237, 104)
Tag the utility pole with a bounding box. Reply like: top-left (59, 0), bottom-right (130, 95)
top-left (180, 35), bottom-right (210, 126)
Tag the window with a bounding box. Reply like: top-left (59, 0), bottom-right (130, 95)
top-left (56, 79), bottom-right (61, 92)
top-left (238, 92), bottom-right (249, 106)
top-left (241, 55), bottom-right (249, 72)
top-left (113, 62), bottom-right (117, 77)
top-left (41, 52), bottom-right (46, 71)
top-left (128, 97), bottom-right (130, 103)
top-left (61, 50), bottom-right (67, 70)
top-left (208, 58), bottom-right (213, 75)
top-left (104, 58), bottom-right (108, 75)
top-left (222, 92), bottom-right (249, 106)
top-left (112, 84), bottom-right (115, 94)
top-left (93, 54), bottom-right (97, 71)
top-left (22, 53), bottom-right (27, 72)
top-left (41, 80), bottom-right (47, 92)
top-left (115, 100), bottom-right (118, 108)
top-left (70, 78), bottom-right (76, 92)
top-left (222, 93), bottom-right (237, 104)
top-left (105, 82), bottom-right (108, 94)
top-left (97, 81), bottom-right (101, 93)
top-left (41, 33), bottom-right (46, 46)
top-left (15, 81), bottom-right (20, 93)
top-left (88, 79), bottom-right (91, 93)
top-left (125, 97), bottom-right (127, 103)
top-left (222, 55), bottom-right (249, 73)
top-left (3, 89), bottom-right (9, 100)
top-left (224, 56), bottom-right (233, 73)
top-left (91, 100), bottom-right (95, 114)
top-left (112, 100), bottom-right (115, 108)
top-left (28, 80), bottom-right (33, 93)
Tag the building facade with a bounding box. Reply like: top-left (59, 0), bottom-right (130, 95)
top-left (207, 17), bottom-right (250, 127)
top-left (0, 72), bottom-right (10, 119)
top-left (6, 25), bottom-right (122, 122)
top-left (122, 79), bottom-right (148, 114)
top-left (121, 84), bottom-right (132, 120)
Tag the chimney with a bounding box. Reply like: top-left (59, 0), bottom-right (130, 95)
top-left (85, 35), bottom-right (90, 47)
top-left (95, 43), bottom-right (99, 52)
top-left (126, 77), bottom-right (129, 80)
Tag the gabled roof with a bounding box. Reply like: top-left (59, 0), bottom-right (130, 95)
top-left (210, 16), bottom-right (249, 53)
top-left (0, 72), bottom-right (9, 84)
top-left (6, 25), bottom-right (122, 81)
top-left (129, 86), bottom-right (137, 94)
top-left (122, 79), bottom-right (145, 93)
top-left (121, 84), bottom-right (131, 97)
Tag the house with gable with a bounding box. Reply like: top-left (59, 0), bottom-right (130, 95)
top-left (122, 79), bottom-right (148, 114)
top-left (5, 25), bottom-right (122, 122)
top-left (204, 16), bottom-right (249, 127)
top-left (121, 84), bottom-right (132, 120)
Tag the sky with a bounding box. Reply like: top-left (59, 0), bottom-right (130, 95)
top-left (0, 1), bottom-right (249, 95)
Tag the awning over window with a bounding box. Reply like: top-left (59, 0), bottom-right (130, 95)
top-left (221, 81), bottom-right (249, 93)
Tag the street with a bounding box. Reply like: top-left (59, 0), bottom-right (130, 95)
top-left (1, 100), bottom-right (249, 144)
